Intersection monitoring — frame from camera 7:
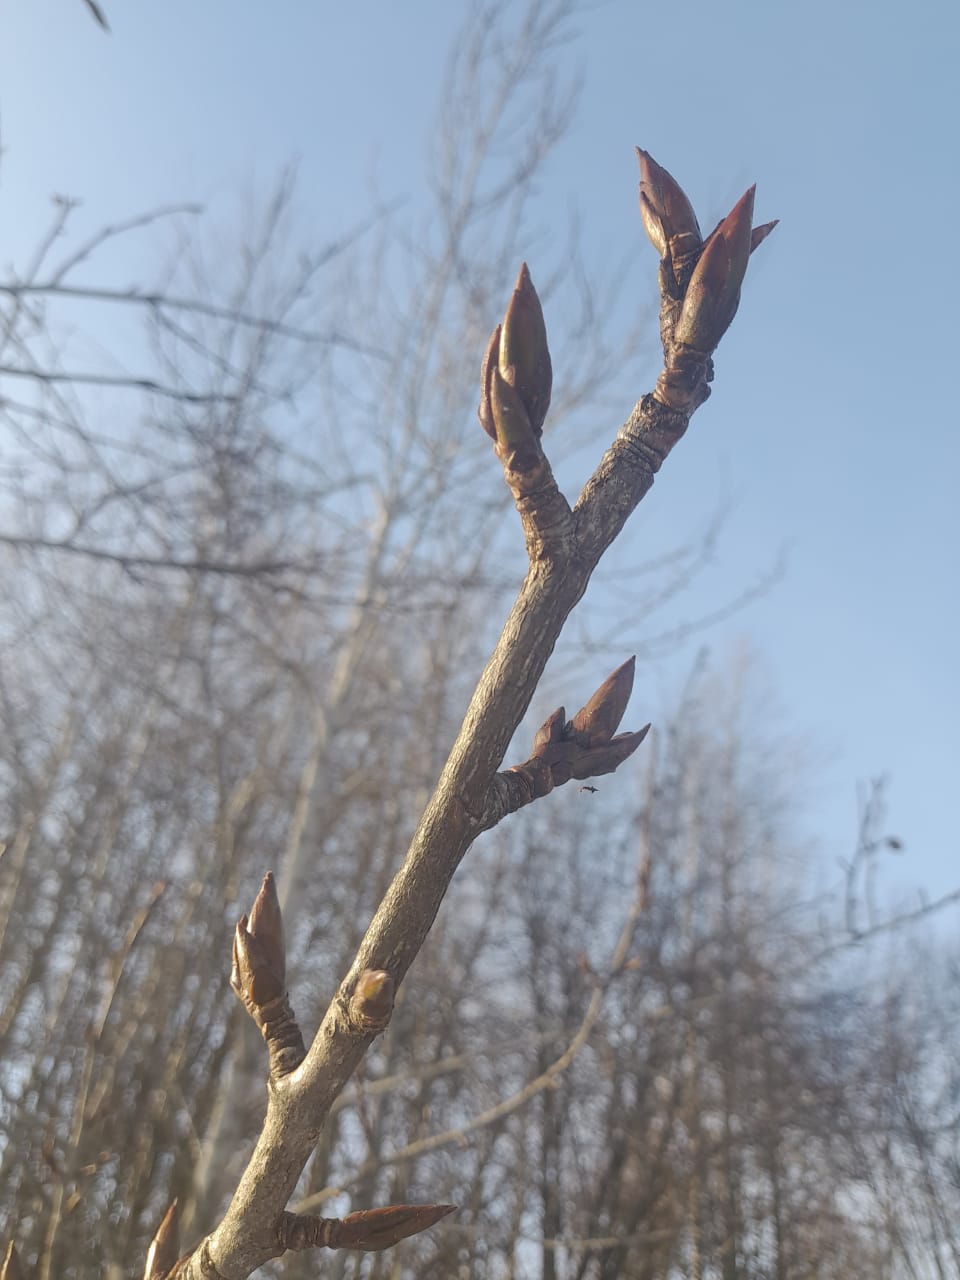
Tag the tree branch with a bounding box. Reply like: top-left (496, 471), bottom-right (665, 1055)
top-left (157, 150), bottom-right (774, 1279)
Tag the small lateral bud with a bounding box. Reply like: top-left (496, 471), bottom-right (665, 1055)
top-left (337, 1203), bottom-right (457, 1251)
top-left (1, 1243), bottom-right (24, 1280)
top-left (351, 969), bottom-right (395, 1031)
top-left (144, 1200), bottom-right (179, 1280)
top-left (676, 185), bottom-right (755, 350)
top-left (499, 262), bottom-right (552, 435)
top-left (570, 657), bottom-right (636, 746)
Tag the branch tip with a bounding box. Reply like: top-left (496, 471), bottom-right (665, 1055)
top-left (500, 261), bottom-right (552, 436)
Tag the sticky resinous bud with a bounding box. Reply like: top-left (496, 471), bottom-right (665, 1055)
top-left (478, 263), bottom-right (552, 472)
top-left (230, 872), bottom-right (286, 1011)
top-left (636, 148), bottom-right (702, 293)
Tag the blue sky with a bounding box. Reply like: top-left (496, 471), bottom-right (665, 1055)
top-left (2, 0), bottom-right (957, 904)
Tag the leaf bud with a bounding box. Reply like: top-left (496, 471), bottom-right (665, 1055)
top-left (570, 657), bottom-right (636, 746)
top-left (499, 262), bottom-right (552, 435)
top-left (350, 969), bottom-right (395, 1031)
top-left (676, 185), bottom-right (755, 350)
top-left (337, 1203), bottom-right (457, 1251)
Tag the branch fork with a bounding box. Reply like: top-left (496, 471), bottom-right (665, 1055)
top-left (134, 147), bottom-right (774, 1279)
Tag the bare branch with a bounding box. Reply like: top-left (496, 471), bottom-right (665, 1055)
top-left (0, 362), bottom-right (235, 403)
top-left (81, 0), bottom-right (110, 30)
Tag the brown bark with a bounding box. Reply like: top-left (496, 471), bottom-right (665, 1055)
top-left (164, 152), bottom-right (773, 1277)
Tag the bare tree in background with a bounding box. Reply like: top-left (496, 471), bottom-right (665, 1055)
top-left (4, 5), bottom-right (958, 1280)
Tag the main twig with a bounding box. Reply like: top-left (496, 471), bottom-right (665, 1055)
top-left (113, 147), bottom-right (774, 1280)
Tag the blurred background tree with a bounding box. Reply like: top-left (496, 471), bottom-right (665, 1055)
top-left (1, 3), bottom-right (957, 1277)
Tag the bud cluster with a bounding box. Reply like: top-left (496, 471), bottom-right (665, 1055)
top-left (509, 657), bottom-right (650, 799)
top-left (635, 148), bottom-right (777, 411)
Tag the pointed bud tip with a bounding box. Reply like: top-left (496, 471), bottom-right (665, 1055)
top-left (634, 146), bottom-right (654, 174)
top-left (750, 219), bottom-right (779, 252)
top-left (727, 185), bottom-right (756, 225)
top-left (571, 657), bottom-right (637, 744)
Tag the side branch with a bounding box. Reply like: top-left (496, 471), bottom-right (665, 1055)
top-left (166, 148), bottom-right (774, 1279)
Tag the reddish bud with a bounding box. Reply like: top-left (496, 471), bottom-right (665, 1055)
top-left (230, 872), bottom-right (286, 1010)
top-left (499, 262), bottom-right (552, 435)
top-left (337, 1203), bottom-right (457, 1251)
top-left (676, 186), bottom-right (755, 350)
top-left (570, 657), bottom-right (636, 746)
top-left (636, 148), bottom-right (702, 293)
top-left (144, 1200), bottom-right (179, 1280)
top-left (247, 872), bottom-right (285, 988)
top-left (532, 707), bottom-right (565, 754)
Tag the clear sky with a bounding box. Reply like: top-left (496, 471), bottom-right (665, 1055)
top-left (1, 0), bottom-right (957, 903)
